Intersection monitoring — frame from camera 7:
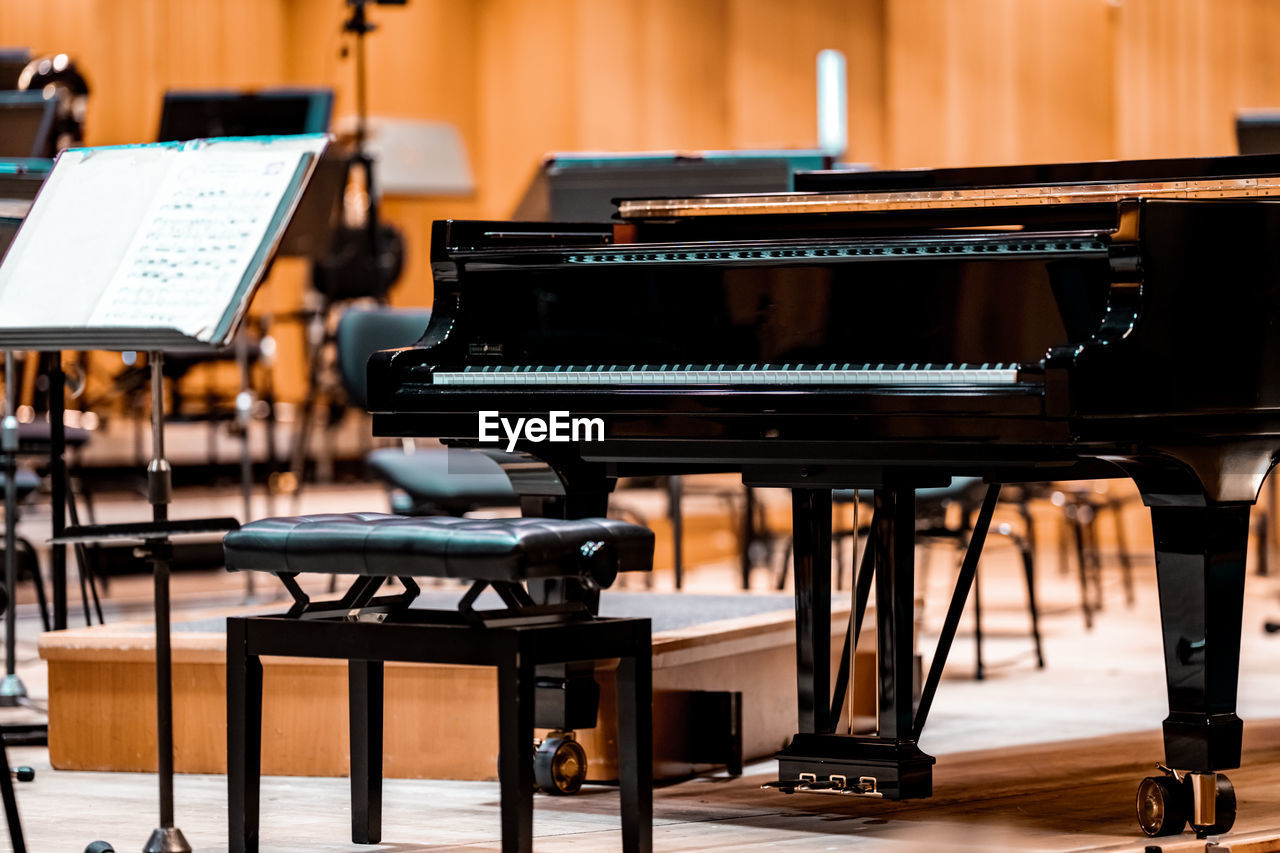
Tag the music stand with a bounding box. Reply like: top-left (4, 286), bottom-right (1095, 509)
top-left (0, 159), bottom-right (49, 703)
top-left (0, 133), bottom-right (326, 852)
top-left (154, 89), bottom-right (340, 595)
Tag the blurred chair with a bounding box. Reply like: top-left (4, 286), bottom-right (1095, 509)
top-left (8, 359), bottom-right (100, 626)
top-left (0, 468), bottom-right (46, 631)
top-left (284, 154), bottom-right (406, 492)
top-left (334, 306), bottom-right (516, 517)
top-left (798, 479), bottom-right (1044, 680)
top-left (1049, 482), bottom-right (1137, 630)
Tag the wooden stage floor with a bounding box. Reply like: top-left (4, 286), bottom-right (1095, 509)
top-left (10, 721), bottom-right (1280, 851)
top-left (5, 478), bottom-right (1280, 850)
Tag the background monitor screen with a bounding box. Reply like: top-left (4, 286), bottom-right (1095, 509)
top-left (157, 88), bottom-right (334, 141)
top-left (0, 158), bottom-right (52, 256)
top-left (0, 91), bottom-right (56, 158)
top-left (1237, 112), bottom-right (1280, 155)
top-left (0, 49), bottom-right (31, 90)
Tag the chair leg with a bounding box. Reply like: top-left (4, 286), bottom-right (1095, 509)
top-left (1057, 513), bottom-right (1071, 576)
top-left (1072, 513), bottom-right (1094, 630)
top-left (1085, 512), bottom-right (1105, 612)
top-left (1111, 500), bottom-right (1136, 606)
top-left (497, 656), bottom-right (536, 853)
top-left (1019, 499), bottom-right (1037, 567)
top-left (349, 659), bottom-right (383, 844)
top-left (227, 618), bottom-right (263, 853)
top-left (17, 540), bottom-right (49, 633)
top-left (739, 488), bottom-right (754, 591)
top-left (972, 555), bottom-right (984, 681)
top-left (667, 476), bottom-right (684, 591)
top-left (834, 529), bottom-right (845, 592)
top-left (775, 536), bottom-right (793, 591)
top-left (617, 639), bottom-right (653, 853)
top-left (1018, 534), bottom-right (1045, 668)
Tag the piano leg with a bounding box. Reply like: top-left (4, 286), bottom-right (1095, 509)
top-left (1138, 503), bottom-right (1247, 837)
top-left (521, 484), bottom-right (610, 615)
top-left (521, 473), bottom-right (614, 752)
top-left (792, 488), bottom-right (832, 734)
top-left (773, 485), bottom-right (934, 800)
top-left (873, 487), bottom-right (916, 744)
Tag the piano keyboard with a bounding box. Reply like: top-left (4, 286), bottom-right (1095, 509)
top-left (432, 363), bottom-right (1022, 387)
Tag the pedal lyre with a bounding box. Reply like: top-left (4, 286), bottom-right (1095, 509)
top-left (762, 772), bottom-right (883, 797)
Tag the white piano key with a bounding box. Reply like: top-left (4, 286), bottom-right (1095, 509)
top-left (431, 365), bottom-right (1023, 387)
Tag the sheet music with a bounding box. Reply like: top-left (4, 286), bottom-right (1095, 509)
top-left (0, 134), bottom-right (326, 350)
top-left (0, 147), bottom-right (172, 328)
top-left (87, 149), bottom-right (298, 340)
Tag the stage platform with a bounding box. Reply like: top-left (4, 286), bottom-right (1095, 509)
top-left (38, 589), bottom-right (875, 782)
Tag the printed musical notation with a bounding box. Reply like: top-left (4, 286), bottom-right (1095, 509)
top-left (88, 151), bottom-right (297, 339)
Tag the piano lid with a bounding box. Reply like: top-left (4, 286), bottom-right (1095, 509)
top-left (616, 152), bottom-right (1280, 219)
top-left (796, 152), bottom-right (1280, 192)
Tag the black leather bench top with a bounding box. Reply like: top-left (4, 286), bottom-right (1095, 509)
top-left (223, 513), bottom-right (654, 583)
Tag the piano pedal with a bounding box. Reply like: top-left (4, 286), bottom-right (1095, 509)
top-left (762, 772), bottom-right (883, 797)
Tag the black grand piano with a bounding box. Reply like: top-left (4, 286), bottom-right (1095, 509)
top-left (368, 153), bottom-right (1280, 838)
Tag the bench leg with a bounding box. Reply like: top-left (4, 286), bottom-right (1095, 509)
top-left (618, 638), bottom-right (653, 853)
top-left (349, 659), bottom-right (384, 844)
top-left (227, 618), bottom-right (263, 853)
top-left (497, 656), bottom-right (536, 853)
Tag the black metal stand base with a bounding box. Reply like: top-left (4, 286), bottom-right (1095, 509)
top-left (52, 353), bottom-right (242, 853)
top-left (143, 826), bottom-right (191, 853)
top-left (0, 675), bottom-right (27, 707)
top-left (776, 734), bottom-right (935, 800)
top-left (1, 729), bottom-right (27, 853)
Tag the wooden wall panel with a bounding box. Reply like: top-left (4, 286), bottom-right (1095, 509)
top-left (474, 0), bottom-right (580, 218)
top-left (1114, 0), bottom-right (1280, 159)
top-left (635, 0), bottom-right (731, 152)
top-left (884, 0), bottom-right (1114, 169)
top-left (12, 0), bottom-right (1280, 404)
top-left (0, 0), bottom-right (289, 147)
top-left (279, 0), bottom-right (488, 312)
top-left (573, 2), bottom-right (645, 152)
top-left (467, 0), bottom-right (884, 219)
top-left (726, 0), bottom-right (885, 164)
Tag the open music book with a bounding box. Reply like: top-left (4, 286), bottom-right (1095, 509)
top-left (0, 133), bottom-right (327, 350)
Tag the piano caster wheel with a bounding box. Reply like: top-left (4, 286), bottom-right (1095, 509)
top-left (1193, 774), bottom-right (1236, 838)
top-left (84, 842), bottom-right (115, 853)
top-left (1137, 775), bottom-right (1189, 837)
top-left (1137, 771), bottom-right (1237, 838)
top-left (533, 731), bottom-right (587, 796)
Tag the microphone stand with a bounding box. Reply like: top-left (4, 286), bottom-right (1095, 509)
top-left (343, 0), bottom-right (387, 299)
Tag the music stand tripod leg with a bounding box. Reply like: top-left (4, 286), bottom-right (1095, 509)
top-left (49, 353), bottom-right (67, 631)
top-left (235, 334), bottom-right (256, 601)
top-left (143, 352), bottom-right (191, 853)
top-left (1, 352), bottom-right (28, 706)
top-left (0, 731), bottom-right (26, 853)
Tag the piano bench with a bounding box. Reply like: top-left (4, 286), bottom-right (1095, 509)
top-left (222, 513), bottom-right (654, 853)
top-left (223, 512), bottom-right (654, 587)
